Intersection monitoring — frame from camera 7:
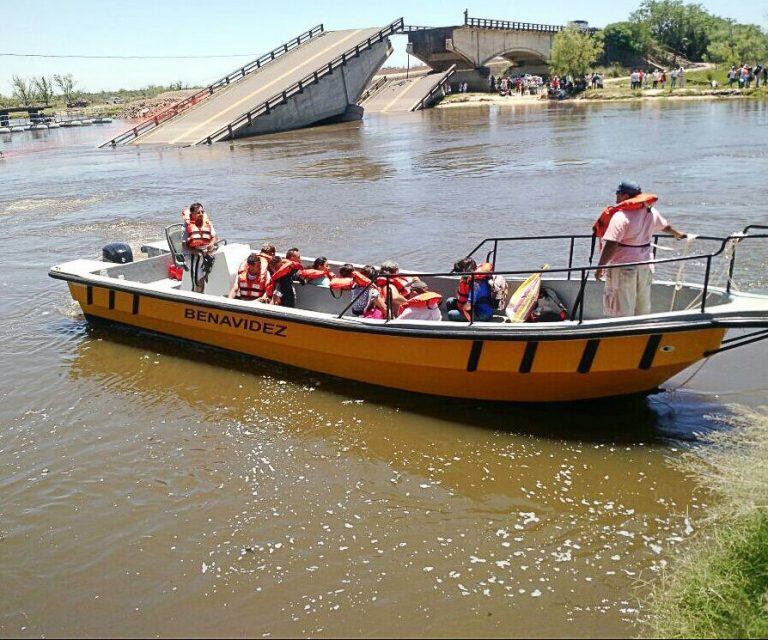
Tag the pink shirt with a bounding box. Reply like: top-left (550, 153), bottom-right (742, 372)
top-left (398, 305), bottom-right (443, 321)
top-left (603, 206), bottom-right (668, 267)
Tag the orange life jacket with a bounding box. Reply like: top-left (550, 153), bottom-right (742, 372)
top-left (593, 193), bottom-right (658, 239)
top-left (181, 208), bottom-right (210, 227)
top-left (457, 262), bottom-right (493, 305)
top-left (330, 271), bottom-right (371, 291)
top-left (266, 258), bottom-right (302, 297)
top-left (185, 220), bottom-right (213, 249)
top-left (376, 275), bottom-right (411, 295)
top-left (236, 268), bottom-right (265, 300)
top-left (300, 267), bottom-right (335, 282)
top-left (238, 253), bottom-right (271, 291)
top-left (397, 291), bottom-right (443, 316)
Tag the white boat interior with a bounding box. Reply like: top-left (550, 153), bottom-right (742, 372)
top-left (52, 235), bottom-right (768, 331)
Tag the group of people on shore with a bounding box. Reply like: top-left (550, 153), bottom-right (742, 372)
top-left (183, 179), bottom-right (687, 322)
top-left (446, 81), bottom-right (471, 94)
top-left (489, 74), bottom-right (545, 96)
top-left (728, 63), bottom-right (766, 88)
top-left (629, 67), bottom-right (691, 90)
top-left (451, 62), bottom-right (766, 103)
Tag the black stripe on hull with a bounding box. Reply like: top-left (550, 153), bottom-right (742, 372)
top-left (108, 289), bottom-right (115, 310)
top-left (639, 333), bottom-right (663, 370)
top-left (519, 341), bottom-right (538, 373)
top-left (466, 340), bottom-right (484, 372)
top-left (578, 339), bottom-right (601, 373)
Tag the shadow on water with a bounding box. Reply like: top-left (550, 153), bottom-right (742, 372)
top-left (67, 318), bottom-right (727, 446)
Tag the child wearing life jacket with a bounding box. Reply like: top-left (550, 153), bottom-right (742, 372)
top-left (349, 266), bottom-right (386, 319)
top-left (446, 258), bottom-right (496, 322)
top-left (397, 280), bottom-right (443, 321)
top-left (266, 248), bottom-right (303, 307)
top-left (329, 264), bottom-right (372, 292)
top-left (299, 257), bottom-right (335, 286)
top-left (376, 261), bottom-right (411, 319)
top-left (228, 252), bottom-right (268, 301)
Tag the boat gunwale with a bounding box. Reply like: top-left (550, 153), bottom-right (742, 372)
top-left (49, 267), bottom-right (768, 341)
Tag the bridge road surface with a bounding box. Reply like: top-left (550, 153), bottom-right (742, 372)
top-left (362, 73), bottom-right (448, 113)
top-left (133, 28), bottom-right (383, 146)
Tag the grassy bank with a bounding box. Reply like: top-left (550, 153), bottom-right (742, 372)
top-left (644, 410), bottom-right (768, 638)
top-left (0, 83), bottom-right (200, 118)
top-left (583, 65), bottom-right (768, 101)
top-left (581, 86), bottom-right (768, 101)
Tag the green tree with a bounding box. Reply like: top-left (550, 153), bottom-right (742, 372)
top-left (707, 23), bottom-right (768, 63)
top-left (53, 73), bottom-right (77, 103)
top-left (733, 25), bottom-right (768, 62)
top-left (550, 26), bottom-right (605, 78)
top-left (10, 75), bottom-right (37, 105)
top-left (603, 21), bottom-right (652, 56)
top-left (631, 0), bottom-right (716, 60)
top-left (33, 76), bottom-right (55, 105)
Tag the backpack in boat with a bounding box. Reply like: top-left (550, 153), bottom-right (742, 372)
top-left (528, 286), bottom-right (568, 322)
top-left (489, 274), bottom-right (509, 310)
top-left (351, 287), bottom-right (377, 316)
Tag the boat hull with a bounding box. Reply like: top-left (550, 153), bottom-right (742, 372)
top-left (67, 282), bottom-right (726, 402)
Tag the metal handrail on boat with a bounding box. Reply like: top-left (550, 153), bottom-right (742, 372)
top-left (165, 223), bottom-right (186, 268)
top-left (335, 227), bottom-right (768, 324)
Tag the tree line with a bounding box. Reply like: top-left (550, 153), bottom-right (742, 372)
top-left (2, 75), bottom-right (191, 108)
top-left (550, 0), bottom-right (768, 81)
top-left (603, 0), bottom-right (768, 65)
top-left (8, 74), bottom-right (77, 106)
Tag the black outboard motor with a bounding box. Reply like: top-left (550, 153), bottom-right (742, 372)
top-left (102, 242), bottom-right (133, 264)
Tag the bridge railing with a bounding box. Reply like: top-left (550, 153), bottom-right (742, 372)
top-left (465, 16), bottom-right (563, 33)
top-left (100, 24), bottom-right (325, 148)
top-left (358, 75), bottom-right (389, 104)
top-left (201, 17), bottom-right (405, 145)
top-left (411, 64), bottom-right (456, 111)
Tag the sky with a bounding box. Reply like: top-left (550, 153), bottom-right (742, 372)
top-left (2, 0), bottom-right (767, 93)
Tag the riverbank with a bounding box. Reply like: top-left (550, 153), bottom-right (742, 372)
top-left (435, 86), bottom-right (767, 109)
top-left (436, 93), bottom-right (547, 108)
top-left (0, 88), bottom-right (198, 121)
top-left (436, 67), bottom-right (768, 109)
top-left (644, 409), bottom-right (768, 638)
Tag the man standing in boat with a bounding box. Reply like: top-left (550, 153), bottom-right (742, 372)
top-left (594, 181), bottom-right (687, 317)
top-left (183, 203), bottom-right (218, 294)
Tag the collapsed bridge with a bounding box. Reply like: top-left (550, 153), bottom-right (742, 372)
top-left (102, 21), bottom-right (401, 147)
top-left (102, 11), bottom-right (574, 146)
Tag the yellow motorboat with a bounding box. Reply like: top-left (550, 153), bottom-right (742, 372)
top-left (49, 226), bottom-right (768, 402)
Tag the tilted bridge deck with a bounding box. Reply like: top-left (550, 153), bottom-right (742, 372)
top-left (100, 24), bottom-right (325, 148)
top-left (104, 21), bottom-right (402, 147)
top-left (361, 65), bottom-right (456, 113)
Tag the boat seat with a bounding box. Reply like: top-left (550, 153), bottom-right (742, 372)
top-left (180, 243), bottom-right (252, 296)
top-left (146, 278), bottom-right (182, 291)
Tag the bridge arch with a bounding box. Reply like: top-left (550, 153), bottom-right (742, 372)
top-left (480, 47), bottom-right (549, 69)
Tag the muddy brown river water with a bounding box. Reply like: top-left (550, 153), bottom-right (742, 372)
top-left (1, 101), bottom-right (767, 638)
